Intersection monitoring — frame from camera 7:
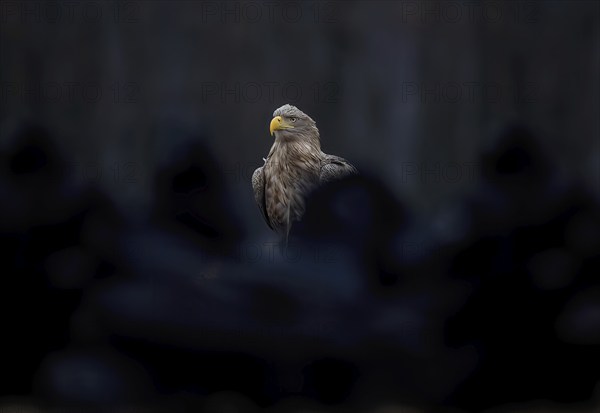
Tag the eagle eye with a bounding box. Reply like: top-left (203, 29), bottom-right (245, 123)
top-left (290, 117), bottom-right (297, 122)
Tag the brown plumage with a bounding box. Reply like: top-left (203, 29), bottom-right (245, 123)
top-left (252, 104), bottom-right (357, 238)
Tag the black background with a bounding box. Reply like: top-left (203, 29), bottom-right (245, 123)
top-left (1, 1), bottom-right (599, 412)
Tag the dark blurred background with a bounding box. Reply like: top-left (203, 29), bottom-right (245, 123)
top-left (1, 1), bottom-right (599, 412)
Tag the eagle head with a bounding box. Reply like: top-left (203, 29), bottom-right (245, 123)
top-left (269, 104), bottom-right (319, 143)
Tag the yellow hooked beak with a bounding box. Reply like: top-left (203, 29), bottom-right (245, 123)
top-left (269, 116), bottom-right (294, 136)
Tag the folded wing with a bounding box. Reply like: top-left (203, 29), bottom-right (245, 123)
top-left (319, 154), bottom-right (358, 184)
top-left (252, 166), bottom-right (273, 229)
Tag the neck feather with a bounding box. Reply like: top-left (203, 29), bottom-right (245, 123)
top-left (269, 128), bottom-right (322, 161)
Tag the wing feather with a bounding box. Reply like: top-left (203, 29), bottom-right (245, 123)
top-left (319, 154), bottom-right (357, 184)
top-left (252, 166), bottom-right (273, 229)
